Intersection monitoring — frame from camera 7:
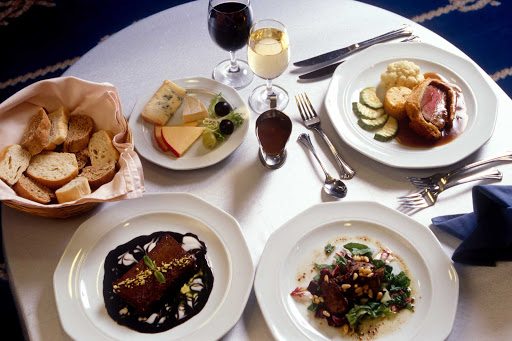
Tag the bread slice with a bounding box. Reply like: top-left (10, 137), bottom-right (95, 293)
top-left (13, 174), bottom-right (56, 204)
top-left (80, 160), bottom-right (116, 189)
top-left (26, 151), bottom-right (78, 189)
top-left (73, 149), bottom-right (90, 170)
top-left (141, 80), bottom-right (187, 125)
top-left (44, 106), bottom-right (70, 150)
top-left (55, 176), bottom-right (91, 203)
top-left (0, 144), bottom-right (31, 186)
top-left (21, 108), bottom-right (51, 155)
top-left (88, 130), bottom-right (120, 166)
top-left (63, 114), bottom-right (94, 152)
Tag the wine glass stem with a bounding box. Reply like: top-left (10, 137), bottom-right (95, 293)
top-left (266, 79), bottom-right (274, 99)
top-left (229, 51), bottom-right (239, 73)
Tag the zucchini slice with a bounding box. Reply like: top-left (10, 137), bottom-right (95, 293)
top-left (352, 102), bottom-right (385, 119)
top-left (357, 115), bottom-right (389, 131)
top-left (360, 87), bottom-right (383, 109)
top-left (374, 116), bottom-right (398, 141)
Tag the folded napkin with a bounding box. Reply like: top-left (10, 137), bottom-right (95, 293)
top-left (432, 185), bottom-right (512, 266)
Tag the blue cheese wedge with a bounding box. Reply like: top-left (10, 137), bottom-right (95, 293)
top-left (141, 80), bottom-right (187, 126)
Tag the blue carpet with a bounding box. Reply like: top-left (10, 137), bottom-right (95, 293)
top-left (0, 0), bottom-right (511, 338)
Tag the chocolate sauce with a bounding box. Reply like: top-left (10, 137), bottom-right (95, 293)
top-left (103, 231), bottom-right (214, 333)
top-left (256, 109), bottom-right (292, 155)
top-left (395, 73), bottom-right (468, 148)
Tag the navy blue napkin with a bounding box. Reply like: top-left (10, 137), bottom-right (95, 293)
top-left (431, 185), bottom-right (512, 266)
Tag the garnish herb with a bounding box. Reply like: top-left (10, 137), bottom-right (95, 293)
top-left (325, 243), bottom-right (335, 255)
top-left (143, 255), bottom-right (166, 284)
top-left (307, 302), bottom-right (318, 312)
top-left (343, 242), bottom-right (373, 257)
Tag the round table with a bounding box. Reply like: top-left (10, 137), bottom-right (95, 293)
top-left (3, 0), bottom-right (512, 340)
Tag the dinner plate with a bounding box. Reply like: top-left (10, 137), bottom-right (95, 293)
top-left (128, 77), bottom-right (249, 170)
top-left (254, 201), bottom-right (458, 341)
top-left (54, 193), bottom-right (254, 341)
top-left (324, 42), bottom-right (497, 169)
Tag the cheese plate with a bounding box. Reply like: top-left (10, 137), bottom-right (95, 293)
top-left (129, 77), bottom-right (249, 170)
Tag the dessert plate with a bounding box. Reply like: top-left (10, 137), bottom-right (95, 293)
top-left (129, 77), bottom-right (249, 170)
top-left (324, 42), bottom-right (497, 169)
top-left (254, 201), bottom-right (458, 341)
top-left (54, 193), bottom-right (254, 341)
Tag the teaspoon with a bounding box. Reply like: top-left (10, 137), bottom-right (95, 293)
top-left (298, 133), bottom-right (347, 198)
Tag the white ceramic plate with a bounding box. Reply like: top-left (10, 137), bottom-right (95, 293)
top-left (254, 201), bottom-right (458, 341)
top-left (129, 77), bottom-right (249, 170)
top-left (324, 42), bottom-right (497, 169)
top-left (54, 193), bottom-right (254, 341)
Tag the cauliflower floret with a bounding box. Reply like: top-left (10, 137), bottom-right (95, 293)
top-left (380, 60), bottom-right (424, 90)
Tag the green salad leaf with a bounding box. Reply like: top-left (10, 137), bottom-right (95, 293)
top-left (208, 93), bottom-right (223, 117)
top-left (344, 242), bottom-right (373, 257)
top-left (345, 303), bottom-right (395, 329)
top-left (325, 243), bottom-right (335, 254)
top-left (334, 253), bottom-right (347, 267)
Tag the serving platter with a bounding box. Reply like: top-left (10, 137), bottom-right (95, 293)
top-left (129, 77), bottom-right (249, 170)
top-left (324, 42), bottom-right (497, 169)
top-left (53, 193), bottom-right (254, 341)
top-left (254, 201), bottom-right (458, 341)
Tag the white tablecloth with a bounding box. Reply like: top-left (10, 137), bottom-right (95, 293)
top-left (3, 0), bottom-right (512, 340)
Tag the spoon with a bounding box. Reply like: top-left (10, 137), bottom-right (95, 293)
top-left (298, 133), bottom-right (347, 198)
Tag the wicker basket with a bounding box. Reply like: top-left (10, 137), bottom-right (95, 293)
top-left (3, 117), bottom-right (134, 219)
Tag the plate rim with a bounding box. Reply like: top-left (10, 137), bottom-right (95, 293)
top-left (53, 192), bottom-right (254, 341)
top-left (254, 201), bottom-right (459, 341)
top-left (324, 42), bottom-right (498, 169)
top-left (128, 76), bottom-right (250, 170)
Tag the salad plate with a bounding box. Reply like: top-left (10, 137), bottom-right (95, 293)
top-left (254, 201), bottom-right (458, 341)
top-left (324, 42), bottom-right (497, 169)
top-left (54, 193), bottom-right (254, 341)
top-left (129, 77), bottom-right (249, 170)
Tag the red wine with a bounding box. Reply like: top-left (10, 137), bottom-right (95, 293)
top-left (208, 2), bottom-right (253, 51)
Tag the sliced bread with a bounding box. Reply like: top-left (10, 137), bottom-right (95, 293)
top-left (21, 108), bottom-right (51, 155)
top-left (74, 149), bottom-right (90, 170)
top-left (80, 160), bottom-right (116, 189)
top-left (0, 144), bottom-right (31, 186)
top-left (13, 174), bottom-right (56, 204)
top-left (44, 106), bottom-right (70, 150)
top-left (141, 80), bottom-right (187, 125)
top-left (88, 130), bottom-right (119, 166)
top-left (26, 151), bottom-right (78, 189)
top-left (63, 114), bottom-right (94, 152)
top-left (55, 176), bottom-right (91, 204)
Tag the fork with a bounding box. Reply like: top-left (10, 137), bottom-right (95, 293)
top-left (398, 168), bottom-right (503, 208)
top-left (295, 93), bottom-right (355, 179)
top-left (407, 151), bottom-right (512, 189)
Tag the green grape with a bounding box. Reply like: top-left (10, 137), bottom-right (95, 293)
top-left (202, 131), bottom-right (217, 149)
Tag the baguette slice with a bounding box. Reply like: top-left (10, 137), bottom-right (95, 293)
top-left (55, 176), bottom-right (91, 204)
top-left (73, 149), bottom-right (90, 170)
top-left (141, 80), bottom-right (187, 125)
top-left (0, 144), bottom-right (31, 186)
top-left (26, 151), bottom-right (78, 189)
top-left (13, 174), bottom-right (56, 204)
top-left (80, 160), bottom-right (116, 189)
top-left (88, 130), bottom-right (120, 166)
top-left (44, 106), bottom-right (70, 150)
top-left (21, 108), bottom-right (51, 155)
top-left (63, 114), bottom-right (94, 152)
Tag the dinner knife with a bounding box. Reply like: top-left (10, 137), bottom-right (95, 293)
top-left (293, 24), bottom-right (413, 67)
top-left (298, 35), bottom-right (421, 80)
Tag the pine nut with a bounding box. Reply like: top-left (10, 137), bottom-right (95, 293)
top-left (360, 298), bottom-right (368, 304)
top-left (363, 256), bottom-right (370, 262)
top-left (376, 292), bottom-right (383, 300)
top-left (355, 287), bottom-right (363, 294)
top-left (341, 284), bottom-right (351, 290)
top-left (323, 310), bottom-right (331, 317)
top-left (343, 324), bottom-right (349, 334)
top-left (314, 298), bottom-right (320, 304)
top-left (368, 289), bottom-right (373, 298)
top-left (367, 272), bottom-right (374, 278)
top-left (319, 297), bottom-right (324, 303)
top-left (324, 275), bottom-right (329, 282)
top-left (313, 295), bottom-right (318, 299)
top-left (353, 273), bottom-right (358, 281)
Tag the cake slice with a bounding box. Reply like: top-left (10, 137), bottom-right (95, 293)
top-left (0, 144), bottom-right (31, 186)
top-left (21, 108), bottom-right (51, 155)
top-left (63, 114), bottom-right (94, 152)
top-left (13, 174), bottom-right (56, 204)
top-left (44, 106), bottom-right (70, 150)
top-left (182, 97), bottom-right (209, 123)
top-left (112, 234), bottom-right (196, 314)
top-left (141, 80), bottom-right (187, 126)
top-left (161, 126), bottom-right (205, 157)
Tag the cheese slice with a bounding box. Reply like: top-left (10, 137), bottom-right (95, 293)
top-left (141, 80), bottom-right (187, 126)
top-left (182, 97), bottom-right (209, 123)
top-left (154, 122), bottom-right (199, 153)
top-left (161, 126), bottom-right (205, 157)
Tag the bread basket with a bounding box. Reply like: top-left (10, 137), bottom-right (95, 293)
top-left (0, 77), bottom-right (145, 218)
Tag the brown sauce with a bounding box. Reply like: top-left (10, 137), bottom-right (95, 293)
top-left (395, 72), bottom-right (468, 148)
top-left (256, 110), bottom-right (292, 155)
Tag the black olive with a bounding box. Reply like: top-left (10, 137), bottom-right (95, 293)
top-left (215, 101), bottom-right (232, 117)
top-left (219, 119), bottom-right (234, 135)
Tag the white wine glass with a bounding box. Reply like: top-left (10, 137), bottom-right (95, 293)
top-left (207, 0), bottom-right (254, 89)
top-left (247, 19), bottom-right (290, 113)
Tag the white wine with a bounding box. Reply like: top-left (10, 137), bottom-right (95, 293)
top-left (248, 27), bottom-right (290, 80)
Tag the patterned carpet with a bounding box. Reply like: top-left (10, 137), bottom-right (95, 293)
top-left (0, 0), bottom-right (510, 339)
